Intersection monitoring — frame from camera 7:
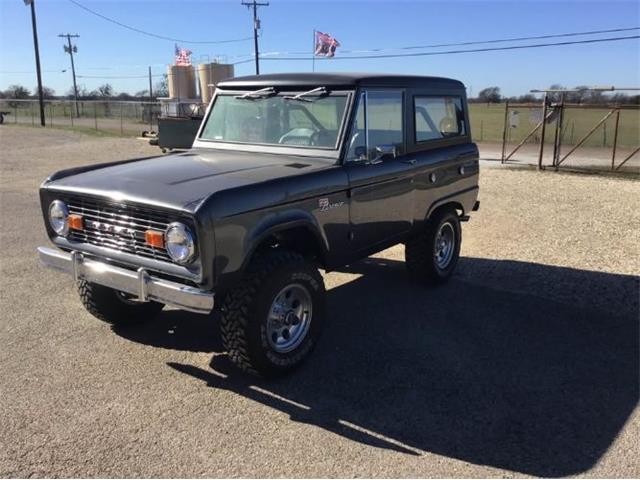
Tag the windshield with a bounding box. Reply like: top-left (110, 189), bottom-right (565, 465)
top-left (199, 90), bottom-right (349, 149)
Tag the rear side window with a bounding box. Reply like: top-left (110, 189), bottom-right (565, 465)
top-left (414, 96), bottom-right (466, 142)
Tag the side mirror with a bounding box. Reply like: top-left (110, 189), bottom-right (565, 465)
top-left (376, 144), bottom-right (397, 159)
top-left (354, 145), bottom-right (367, 161)
top-left (370, 144), bottom-right (397, 164)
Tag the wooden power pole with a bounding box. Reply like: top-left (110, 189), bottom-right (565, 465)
top-left (59, 33), bottom-right (80, 117)
top-left (241, 0), bottom-right (269, 75)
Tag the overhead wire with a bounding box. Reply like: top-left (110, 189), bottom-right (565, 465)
top-left (260, 35), bottom-right (640, 61)
top-left (67, 0), bottom-right (253, 45)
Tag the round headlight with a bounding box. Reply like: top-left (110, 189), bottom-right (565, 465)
top-left (49, 200), bottom-right (69, 236)
top-left (165, 222), bottom-right (196, 264)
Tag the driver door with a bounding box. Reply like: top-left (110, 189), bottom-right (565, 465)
top-left (344, 90), bottom-right (415, 255)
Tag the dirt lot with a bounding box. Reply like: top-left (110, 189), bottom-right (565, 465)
top-left (0, 126), bottom-right (638, 478)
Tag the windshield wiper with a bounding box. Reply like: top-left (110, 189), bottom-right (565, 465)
top-left (235, 87), bottom-right (277, 100)
top-left (283, 86), bottom-right (328, 102)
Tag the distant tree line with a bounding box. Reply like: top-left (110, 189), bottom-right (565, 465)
top-left (469, 85), bottom-right (640, 105)
top-left (0, 75), bottom-right (169, 105)
top-left (2, 80), bottom-right (637, 105)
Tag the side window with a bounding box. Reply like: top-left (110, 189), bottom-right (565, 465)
top-left (414, 96), bottom-right (466, 142)
top-left (346, 90), bottom-right (404, 160)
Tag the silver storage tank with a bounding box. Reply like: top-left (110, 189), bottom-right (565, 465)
top-left (198, 63), bottom-right (234, 104)
top-left (167, 65), bottom-right (197, 99)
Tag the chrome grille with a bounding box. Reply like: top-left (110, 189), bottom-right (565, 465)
top-left (65, 197), bottom-right (173, 262)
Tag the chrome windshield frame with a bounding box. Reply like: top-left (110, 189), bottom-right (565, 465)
top-left (192, 88), bottom-right (355, 160)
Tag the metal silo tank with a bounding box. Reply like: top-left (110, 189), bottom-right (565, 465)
top-left (198, 63), bottom-right (235, 105)
top-left (167, 65), bottom-right (197, 99)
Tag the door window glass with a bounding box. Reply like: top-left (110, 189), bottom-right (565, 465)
top-left (346, 90), bottom-right (404, 160)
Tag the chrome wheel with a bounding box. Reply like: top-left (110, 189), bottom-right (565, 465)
top-left (434, 222), bottom-right (455, 269)
top-left (266, 283), bottom-right (312, 353)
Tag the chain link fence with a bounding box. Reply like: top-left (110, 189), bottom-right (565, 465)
top-left (2, 99), bottom-right (638, 173)
top-left (0, 99), bottom-right (162, 136)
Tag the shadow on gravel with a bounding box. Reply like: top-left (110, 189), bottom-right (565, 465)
top-left (121, 256), bottom-right (639, 477)
top-left (112, 309), bottom-right (223, 353)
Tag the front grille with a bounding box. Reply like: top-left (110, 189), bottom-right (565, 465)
top-left (65, 197), bottom-right (173, 262)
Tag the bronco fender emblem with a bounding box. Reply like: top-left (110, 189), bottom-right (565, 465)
top-left (318, 198), bottom-right (344, 212)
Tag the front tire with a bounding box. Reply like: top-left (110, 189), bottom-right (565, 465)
top-left (77, 280), bottom-right (164, 325)
top-left (405, 209), bottom-right (461, 284)
top-left (219, 250), bottom-right (325, 377)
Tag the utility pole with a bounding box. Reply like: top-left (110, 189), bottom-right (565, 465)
top-left (241, 0), bottom-right (269, 75)
top-left (24, 0), bottom-right (45, 126)
top-left (59, 33), bottom-right (80, 117)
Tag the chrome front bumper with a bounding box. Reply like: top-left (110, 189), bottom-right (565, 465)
top-left (37, 247), bottom-right (214, 314)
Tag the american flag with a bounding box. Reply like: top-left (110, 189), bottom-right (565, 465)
top-left (174, 44), bottom-right (193, 66)
top-left (314, 31), bottom-right (340, 58)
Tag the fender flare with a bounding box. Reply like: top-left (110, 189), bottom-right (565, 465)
top-left (240, 209), bottom-right (329, 273)
top-left (425, 186), bottom-right (479, 220)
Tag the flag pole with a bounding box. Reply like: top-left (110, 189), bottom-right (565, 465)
top-left (312, 29), bottom-right (315, 72)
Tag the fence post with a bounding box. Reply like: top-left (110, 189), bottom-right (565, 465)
top-left (120, 103), bottom-right (124, 136)
top-left (31, 101), bottom-right (35, 126)
top-left (551, 93), bottom-right (565, 170)
top-left (70, 102), bottom-right (74, 127)
top-left (94, 103), bottom-right (98, 131)
top-left (610, 109), bottom-right (621, 170)
top-left (500, 101), bottom-right (509, 163)
top-left (602, 123), bottom-right (607, 147)
top-left (14, 105), bottom-right (17, 123)
top-left (49, 104), bottom-right (53, 126)
top-left (537, 93), bottom-right (548, 170)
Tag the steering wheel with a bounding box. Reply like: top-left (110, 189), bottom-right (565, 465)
top-left (310, 128), bottom-right (331, 147)
top-left (278, 127), bottom-right (316, 146)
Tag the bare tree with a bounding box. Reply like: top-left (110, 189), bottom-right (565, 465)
top-left (4, 84), bottom-right (30, 107)
top-left (478, 86), bottom-right (501, 104)
top-left (154, 74), bottom-right (168, 98)
top-left (94, 83), bottom-right (114, 116)
top-left (547, 84), bottom-right (565, 103)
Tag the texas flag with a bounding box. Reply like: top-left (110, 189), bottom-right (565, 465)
top-left (314, 31), bottom-right (341, 58)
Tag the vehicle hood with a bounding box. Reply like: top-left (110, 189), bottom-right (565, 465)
top-left (44, 148), bottom-right (337, 213)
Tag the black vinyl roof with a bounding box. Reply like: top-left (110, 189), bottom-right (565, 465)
top-left (217, 72), bottom-right (465, 90)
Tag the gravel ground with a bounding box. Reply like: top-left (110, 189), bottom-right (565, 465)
top-left (1, 126), bottom-right (638, 478)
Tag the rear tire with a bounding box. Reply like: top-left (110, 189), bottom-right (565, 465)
top-left (219, 250), bottom-right (325, 377)
top-left (405, 209), bottom-right (461, 285)
top-left (77, 280), bottom-right (164, 325)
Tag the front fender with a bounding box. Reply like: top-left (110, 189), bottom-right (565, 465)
top-left (244, 209), bottom-right (330, 265)
top-left (212, 206), bottom-right (330, 294)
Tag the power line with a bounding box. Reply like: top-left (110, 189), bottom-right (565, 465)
top-left (225, 25), bottom-right (640, 60)
top-left (325, 26), bottom-right (640, 55)
top-left (77, 74), bottom-right (150, 79)
top-left (261, 35), bottom-right (640, 61)
top-left (67, 0), bottom-right (253, 44)
top-left (29, 34), bottom-right (640, 80)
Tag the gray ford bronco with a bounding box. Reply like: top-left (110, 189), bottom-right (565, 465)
top-left (38, 73), bottom-right (479, 376)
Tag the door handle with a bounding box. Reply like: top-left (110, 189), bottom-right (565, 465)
top-left (403, 159), bottom-right (417, 165)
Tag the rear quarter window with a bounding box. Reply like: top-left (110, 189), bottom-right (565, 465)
top-left (414, 96), bottom-right (466, 143)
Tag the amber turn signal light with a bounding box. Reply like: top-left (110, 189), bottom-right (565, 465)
top-left (145, 230), bottom-right (165, 248)
top-left (68, 214), bottom-right (84, 231)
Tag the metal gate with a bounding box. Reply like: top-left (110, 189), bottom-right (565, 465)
top-left (500, 91), bottom-right (639, 174)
